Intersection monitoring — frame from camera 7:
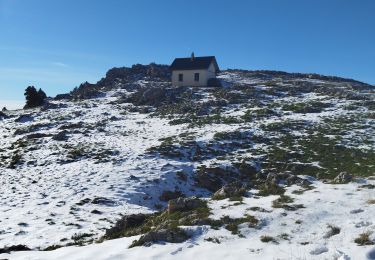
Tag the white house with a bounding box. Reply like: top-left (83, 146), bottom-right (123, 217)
top-left (170, 53), bottom-right (220, 87)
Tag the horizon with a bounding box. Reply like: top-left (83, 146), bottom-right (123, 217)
top-left (1, 0), bottom-right (374, 108)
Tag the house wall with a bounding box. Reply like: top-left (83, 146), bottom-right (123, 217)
top-left (172, 62), bottom-right (217, 87)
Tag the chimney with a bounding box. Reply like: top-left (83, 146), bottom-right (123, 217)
top-left (191, 52), bottom-right (195, 61)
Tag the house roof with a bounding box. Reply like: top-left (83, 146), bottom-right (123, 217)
top-left (170, 56), bottom-right (219, 71)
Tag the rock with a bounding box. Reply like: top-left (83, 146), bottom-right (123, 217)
top-left (15, 114), bottom-right (33, 123)
top-left (91, 197), bottom-right (116, 206)
top-left (54, 94), bottom-right (73, 100)
top-left (0, 111), bottom-right (8, 120)
top-left (133, 228), bottom-right (190, 247)
top-left (212, 181), bottom-right (247, 200)
top-left (167, 197), bottom-right (205, 214)
top-left (334, 172), bottom-right (353, 184)
top-left (52, 131), bottom-right (69, 141)
top-left (105, 214), bottom-right (148, 239)
top-left (159, 190), bottom-right (184, 202)
top-left (0, 244), bottom-right (31, 254)
top-left (25, 133), bottom-right (51, 139)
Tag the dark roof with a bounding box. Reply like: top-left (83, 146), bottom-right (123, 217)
top-left (170, 56), bottom-right (219, 71)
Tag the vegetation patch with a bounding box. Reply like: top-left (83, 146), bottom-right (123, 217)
top-left (354, 232), bottom-right (374, 246)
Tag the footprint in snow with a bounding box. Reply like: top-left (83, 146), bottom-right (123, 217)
top-left (334, 250), bottom-right (351, 260)
top-left (350, 209), bottom-right (364, 214)
top-left (310, 245), bottom-right (328, 255)
top-left (367, 247), bottom-right (375, 260)
top-left (170, 247), bottom-right (183, 255)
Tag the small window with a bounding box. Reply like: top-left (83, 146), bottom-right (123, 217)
top-left (194, 73), bottom-right (200, 82)
top-left (178, 73), bottom-right (183, 82)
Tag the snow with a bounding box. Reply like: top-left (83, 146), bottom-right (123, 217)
top-left (3, 179), bottom-right (375, 260)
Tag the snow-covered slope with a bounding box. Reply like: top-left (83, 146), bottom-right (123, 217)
top-left (0, 68), bottom-right (374, 259)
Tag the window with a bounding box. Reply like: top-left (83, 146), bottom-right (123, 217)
top-left (194, 73), bottom-right (200, 82)
top-left (178, 73), bottom-right (183, 82)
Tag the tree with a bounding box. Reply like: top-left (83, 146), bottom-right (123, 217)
top-left (24, 86), bottom-right (47, 109)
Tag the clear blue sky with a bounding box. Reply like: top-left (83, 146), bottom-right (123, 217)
top-left (0, 0), bottom-right (374, 103)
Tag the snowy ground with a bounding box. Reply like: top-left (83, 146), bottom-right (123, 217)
top-left (3, 179), bottom-right (375, 260)
top-left (0, 70), bottom-right (374, 259)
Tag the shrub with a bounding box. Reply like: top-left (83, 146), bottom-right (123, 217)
top-left (354, 232), bottom-right (374, 246)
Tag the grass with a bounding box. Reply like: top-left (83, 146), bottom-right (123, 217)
top-left (367, 199), bottom-right (375, 204)
top-left (260, 235), bottom-right (276, 243)
top-left (257, 182), bottom-right (285, 196)
top-left (222, 215), bottom-right (259, 235)
top-left (354, 232), bottom-right (374, 246)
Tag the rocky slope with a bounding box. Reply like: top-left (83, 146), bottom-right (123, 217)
top-left (0, 64), bottom-right (374, 259)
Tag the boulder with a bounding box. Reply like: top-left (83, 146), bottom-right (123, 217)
top-left (334, 172), bottom-right (352, 184)
top-left (167, 197), bottom-right (205, 214)
top-left (133, 228), bottom-right (190, 247)
top-left (212, 182), bottom-right (247, 200)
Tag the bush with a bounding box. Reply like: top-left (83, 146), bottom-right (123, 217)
top-left (354, 232), bottom-right (374, 246)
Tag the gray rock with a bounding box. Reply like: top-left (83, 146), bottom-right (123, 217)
top-left (212, 181), bottom-right (247, 200)
top-left (134, 228), bottom-right (190, 247)
top-left (334, 172), bottom-right (353, 184)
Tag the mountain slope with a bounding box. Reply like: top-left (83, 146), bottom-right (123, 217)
top-left (0, 67), bottom-right (374, 259)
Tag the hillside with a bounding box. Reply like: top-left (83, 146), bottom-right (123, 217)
top-left (0, 65), bottom-right (374, 259)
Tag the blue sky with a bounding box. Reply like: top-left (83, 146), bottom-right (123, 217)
top-left (0, 0), bottom-right (374, 104)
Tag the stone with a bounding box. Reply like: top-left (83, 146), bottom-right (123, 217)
top-left (135, 228), bottom-right (190, 247)
top-left (212, 181), bottom-right (247, 200)
top-left (334, 172), bottom-right (352, 184)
